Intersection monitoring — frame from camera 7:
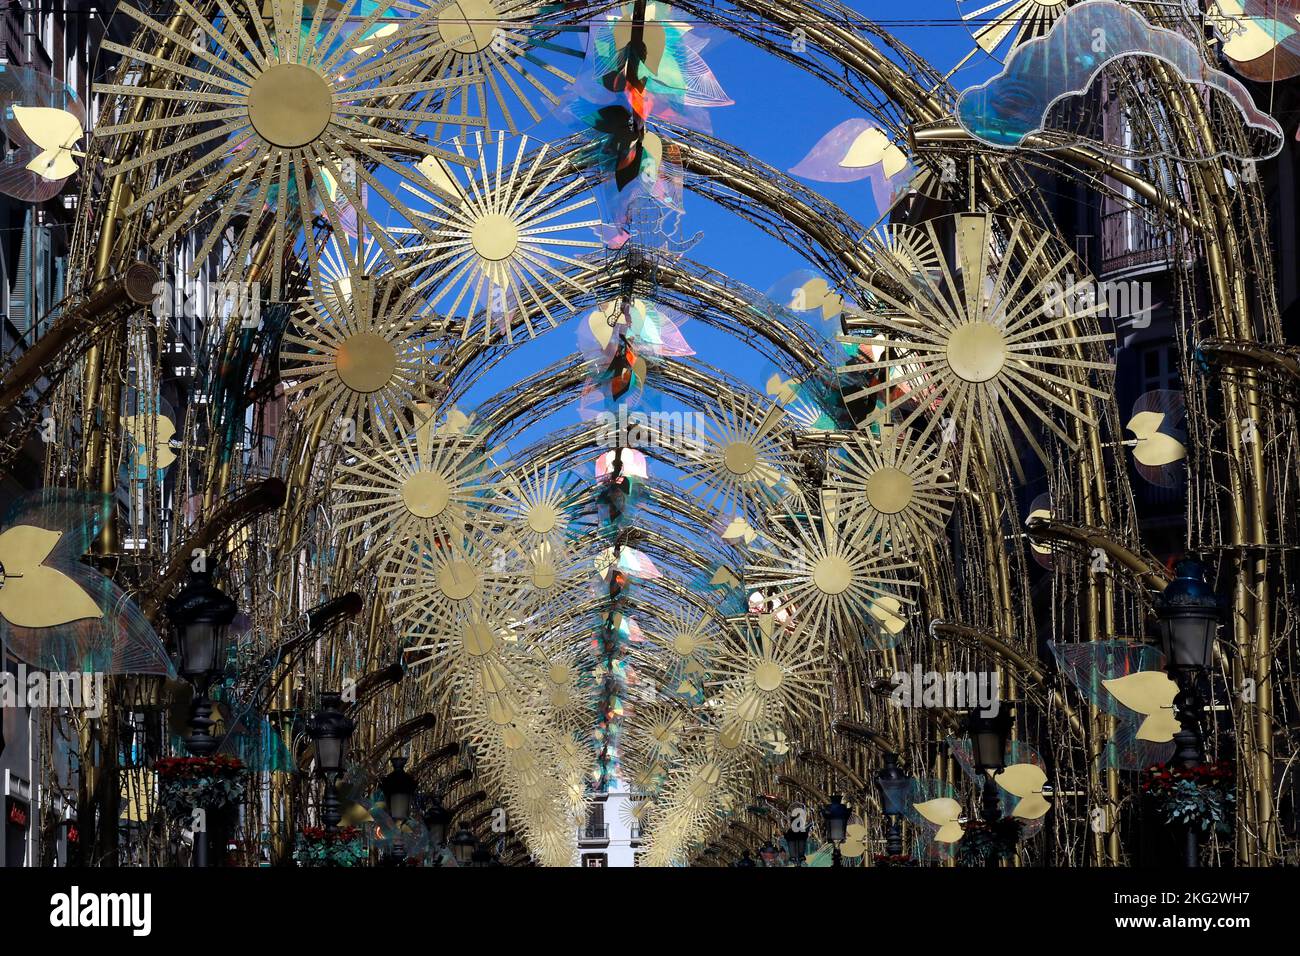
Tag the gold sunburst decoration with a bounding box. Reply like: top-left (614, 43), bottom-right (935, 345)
top-left (529, 648), bottom-right (590, 714)
top-left (501, 538), bottom-right (589, 626)
top-left (625, 701), bottom-right (690, 764)
top-left (498, 462), bottom-right (580, 550)
top-left (860, 222), bottom-right (941, 295)
top-left (620, 797), bottom-right (653, 833)
top-left (390, 0), bottom-right (587, 135)
top-left (396, 131), bottom-right (603, 342)
top-left (382, 528), bottom-right (512, 630)
top-left (280, 275), bottom-right (446, 427)
top-left (841, 213), bottom-right (1113, 485)
top-left (746, 493), bottom-right (918, 650)
top-left (333, 410), bottom-right (509, 549)
top-left (958, 0), bottom-right (1070, 62)
top-left (97, 1), bottom-right (487, 297)
top-left (401, 584), bottom-right (523, 700)
top-left (826, 425), bottom-right (955, 553)
top-left (708, 614), bottom-right (828, 744)
top-left (646, 604), bottom-right (720, 700)
top-left (680, 393), bottom-right (793, 520)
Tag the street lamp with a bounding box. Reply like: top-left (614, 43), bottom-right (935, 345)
top-left (424, 795), bottom-right (451, 848)
top-left (450, 828), bottom-right (478, 866)
top-left (1154, 558), bottom-right (1224, 867)
top-left (164, 568), bottom-right (237, 757)
top-left (875, 752), bottom-right (913, 857)
top-left (968, 704), bottom-right (1013, 824)
top-left (308, 692), bottom-right (354, 834)
top-left (784, 826), bottom-right (808, 866)
top-left (821, 794), bottom-right (851, 868)
top-left (381, 756), bottom-right (417, 823)
top-left (381, 756), bottom-right (417, 863)
top-left (1157, 559), bottom-right (1223, 673)
top-left (163, 567), bottom-right (236, 869)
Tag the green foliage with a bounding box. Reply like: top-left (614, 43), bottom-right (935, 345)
top-left (1160, 779), bottom-right (1235, 835)
top-left (956, 817), bottom-right (1023, 866)
top-left (293, 827), bottom-right (367, 867)
top-left (157, 756), bottom-right (248, 817)
top-left (1141, 761), bottom-right (1236, 836)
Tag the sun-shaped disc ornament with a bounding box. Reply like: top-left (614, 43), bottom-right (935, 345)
top-left (395, 131), bottom-right (603, 343)
top-left (747, 491), bottom-right (918, 651)
top-left (826, 425), bottom-right (955, 555)
top-left (280, 275), bottom-right (446, 428)
top-left (708, 614), bottom-right (828, 745)
top-left (957, 0), bottom-right (1071, 62)
top-left (333, 408), bottom-right (510, 551)
top-left (840, 213), bottom-right (1113, 486)
top-left (96, 0), bottom-right (489, 297)
top-left (389, 0), bottom-right (587, 135)
top-left (679, 393), bottom-right (795, 521)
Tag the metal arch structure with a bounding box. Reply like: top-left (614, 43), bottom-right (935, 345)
top-left (7, 0), bottom-right (1293, 869)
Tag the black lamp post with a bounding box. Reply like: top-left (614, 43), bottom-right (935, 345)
top-left (875, 752), bottom-right (913, 857)
top-left (968, 703), bottom-right (1014, 825)
top-left (424, 795), bottom-right (451, 849)
top-left (450, 828), bottom-right (478, 866)
top-left (307, 692), bottom-right (354, 835)
top-left (380, 756), bottom-right (417, 863)
top-left (784, 826), bottom-right (808, 866)
top-left (164, 568), bottom-right (237, 758)
top-left (164, 568), bottom-right (237, 869)
top-left (821, 794), bottom-right (851, 868)
top-left (1155, 558), bottom-right (1224, 867)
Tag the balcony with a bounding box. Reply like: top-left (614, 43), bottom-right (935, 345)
top-left (1099, 208), bottom-right (1189, 280)
top-left (578, 824), bottom-right (610, 844)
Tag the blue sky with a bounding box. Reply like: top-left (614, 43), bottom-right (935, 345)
top-left (463, 2), bottom-right (1000, 456)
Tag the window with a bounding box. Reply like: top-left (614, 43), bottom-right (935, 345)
top-left (1139, 342), bottom-right (1182, 394)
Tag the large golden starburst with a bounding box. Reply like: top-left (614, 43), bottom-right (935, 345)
top-left (679, 394), bottom-right (794, 521)
top-left (645, 604), bottom-right (720, 700)
top-left (708, 615), bottom-right (828, 743)
top-left (381, 528), bottom-right (513, 630)
top-left (395, 132), bottom-right (603, 342)
top-left (841, 213), bottom-right (1112, 484)
top-left (504, 538), bottom-right (590, 625)
top-left (958, 0), bottom-right (1070, 62)
top-left (496, 462), bottom-right (581, 551)
top-left (279, 274), bottom-right (446, 427)
top-left (333, 410), bottom-right (508, 549)
top-left (387, 0), bottom-right (587, 135)
top-left (746, 495), bottom-right (918, 650)
top-left (624, 701), bottom-right (691, 765)
top-left (98, 0), bottom-right (487, 297)
top-left (826, 425), bottom-right (956, 554)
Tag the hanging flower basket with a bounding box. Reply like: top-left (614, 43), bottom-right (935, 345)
top-left (1140, 760), bottom-right (1236, 835)
top-left (956, 817), bottom-right (1023, 866)
top-left (156, 755), bottom-right (247, 818)
top-left (294, 826), bottom-right (367, 867)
